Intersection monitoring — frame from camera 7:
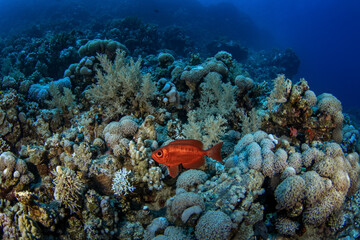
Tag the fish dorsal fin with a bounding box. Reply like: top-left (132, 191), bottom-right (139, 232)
top-left (168, 165), bottom-right (179, 178)
top-left (169, 139), bottom-right (203, 149)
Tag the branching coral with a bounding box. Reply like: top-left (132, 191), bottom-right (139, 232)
top-left (111, 168), bottom-right (135, 196)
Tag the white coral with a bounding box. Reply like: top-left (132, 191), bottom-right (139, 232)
top-left (112, 168), bottom-right (135, 196)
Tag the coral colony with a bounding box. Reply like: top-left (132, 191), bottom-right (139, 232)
top-left (0, 17), bottom-right (360, 240)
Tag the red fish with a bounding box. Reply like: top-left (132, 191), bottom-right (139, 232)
top-left (151, 139), bottom-right (223, 178)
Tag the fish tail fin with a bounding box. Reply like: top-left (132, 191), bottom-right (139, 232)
top-left (206, 142), bottom-right (223, 163)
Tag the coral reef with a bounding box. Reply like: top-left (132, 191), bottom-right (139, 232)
top-left (0, 14), bottom-right (359, 240)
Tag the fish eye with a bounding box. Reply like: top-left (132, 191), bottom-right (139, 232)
top-left (157, 151), bottom-right (162, 157)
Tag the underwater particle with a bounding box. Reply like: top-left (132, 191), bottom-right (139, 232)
top-left (195, 210), bottom-right (233, 240)
top-left (275, 216), bottom-right (300, 236)
top-left (111, 168), bottom-right (135, 196)
top-left (275, 175), bottom-right (305, 210)
top-left (52, 166), bottom-right (84, 213)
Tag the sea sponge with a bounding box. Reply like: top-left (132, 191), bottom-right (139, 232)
top-left (275, 216), bottom-right (300, 236)
top-left (301, 171), bottom-right (326, 206)
top-left (195, 210), bottom-right (233, 240)
top-left (176, 169), bottom-right (208, 191)
top-left (274, 175), bottom-right (305, 210)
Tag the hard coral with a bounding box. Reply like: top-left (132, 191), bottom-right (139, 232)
top-left (111, 168), bottom-right (135, 196)
top-left (195, 210), bottom-right (233, 240)
top-left (166, 191), bottom-right (205, 223)
top-left (176, 169), bottom-right (208, 192)
top-left (78, 39), bottom-right (129, 59)
top-left (274, 175), bottom-right (305, 210)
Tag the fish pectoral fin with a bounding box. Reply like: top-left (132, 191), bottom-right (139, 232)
top-left (168, 165), bottom-right (179, 178)
top-left (182, 157), bottom-right (205, 169)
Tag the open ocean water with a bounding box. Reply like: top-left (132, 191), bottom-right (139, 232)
top-left (0, 0), bottom-right (360, 239)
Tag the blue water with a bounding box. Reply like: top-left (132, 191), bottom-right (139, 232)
top-left (0, 0), bottom-right (359, 110)
top-left (201, 0), bottom-right (360, 111)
